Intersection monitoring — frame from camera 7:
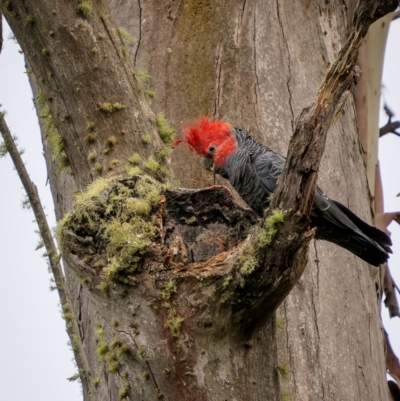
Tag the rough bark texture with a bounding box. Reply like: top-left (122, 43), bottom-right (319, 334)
top-left (2, 0), bottom-right (398, 400)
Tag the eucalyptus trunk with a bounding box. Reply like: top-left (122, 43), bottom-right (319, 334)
top-left (1, 0), bottom-right (396, 400)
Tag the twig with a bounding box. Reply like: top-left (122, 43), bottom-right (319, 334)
top-left (380, 120), bottom-right (400, 137)
top-left (0, 111), bottom-right (91, 389)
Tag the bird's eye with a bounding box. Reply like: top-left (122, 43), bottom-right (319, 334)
top-left (208, 145), bottom-right (215, 152)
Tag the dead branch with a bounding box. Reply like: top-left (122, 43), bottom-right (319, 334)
top-left (380, 121), bottom-right (400, 137)
top-left (0, 112), bottom-right (94, 396)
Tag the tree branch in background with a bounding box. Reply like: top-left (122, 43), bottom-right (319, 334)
top-left (0, 12), bottom-right (3, 54)
top-left (379, 120), bottom-right (400, 137)
top-left (0, 112), bottom-right (94, 396)
top-left (385, 329), bottom-right (400, 385)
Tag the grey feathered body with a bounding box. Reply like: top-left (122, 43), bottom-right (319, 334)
top-left (214, 127), bottom-right (391, 266)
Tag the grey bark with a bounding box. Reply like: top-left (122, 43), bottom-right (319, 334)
top-left (1, 0), bottom-right (397, 400)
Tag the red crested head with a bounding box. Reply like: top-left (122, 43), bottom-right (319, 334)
top-left (173, 116), bottom-right (236, 167)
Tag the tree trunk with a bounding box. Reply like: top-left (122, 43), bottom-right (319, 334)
top-left (1, 0), bottom-right (396, 400)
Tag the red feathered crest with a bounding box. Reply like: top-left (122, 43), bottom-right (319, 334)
top-left (173, 116), bottom-right (232, 156)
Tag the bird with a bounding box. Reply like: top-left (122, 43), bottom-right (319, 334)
top-left (174, 116), bottom-right (392, 266)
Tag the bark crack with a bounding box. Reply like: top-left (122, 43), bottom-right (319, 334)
top-left (312, 240), bottom-right (324, 398)
top-left (275, 0), bottom-right (295, 129)
top-left (252, 8), bottom-right (260, 134)
top-left (235, 0), bottom-right (246, 46)
top-left (338, 119), bottom-right (351, 206)
top-left (133, 0), bottom-right (142, 65)
top-left (283, 301), bottom-right (298, 397)
top-left (117, 328), bottom-right (165, 399)
top-left (212, 40), bottom-right (223, 118)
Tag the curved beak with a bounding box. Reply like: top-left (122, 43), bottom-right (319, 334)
top-left (200, 156), bottom-right (214, 171)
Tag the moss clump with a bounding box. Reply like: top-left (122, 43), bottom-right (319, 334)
top-left (141, 134), bottom-right (152, 144)
top-left (99, 103), bottom-right (125, 114)
top-left (85, 133), bottom-right (96, 143)
top-left (58, 176), bottom-right (164, 284)
top-left (160, 279), bottom-right (177, 300)
top-left (128, 153), bottom-right (141, 165)
top-left (277, 364), bottom-right (289, 379)
top-left (137, 344), bottom-right (146, 358)
top-left (88, 152), bottom-right (96, 162)
top-left (77, 1), bottom-right (92, 15)
top-left (42, 48), bottom-right (49, 56)
top-left (92, 163), bottom-right (102, 173)
top-left (142, 371), bottom-right (149, 380)
top-left (144, 155), bottom-right (168, 181)
top-left (112, 103), bottom-right (125, 110)
top-left (281, 387), bottom-right (291, 401)
top-left (165, 310), bottom-right (184, 338)
top-left (92, 377), bottom-right (100, 387)
top-left (107, 136), bottom-right (117, 146)
top-left (222, 274), bottom-right (232, 289)
top-left (156, 112), bottom-right (175, 144)
top-left (157, 147), bottom-right (173, 161)
top-left (99, 102), bottom-right (113, 113)
top-left (86, 122), bottom-right (95, 131)
top-left (96, 341), bottom-right (109, 358)
top-left (108, 159), bottom-right (119, 170)
top-left (126, 165), bottom-right (142, 177)
top-left (144, 89), bottom-right (156, 98)
top-left (25, 15), bottom-right (34, 24)
top-left (117, 27), bottom-right (135, 43)
top-left (119, 382), bottom-right (130, 399)
top-left (238, 209), bottom-right (285, 275)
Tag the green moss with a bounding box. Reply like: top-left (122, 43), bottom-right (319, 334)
top-left (95, 281), bottom-right (109, 297)
top-left (137, 345), bottom-right (146, 358)
top-left (102, 148), bottom-right (110, 155)
top-left (117, 27), bottom-right (135, 43)
top-left (67, 372), bottom-right (80, 382)
top-left (96, 341), bottom-right (109, 359)
top-left (157, 147), bottom-right (173, 161)
top-left (112, 102), bottom-right (125, 110)
top-left (160, 279), bottom-right (177, 300)
top-left (144, 155), bottom-right (160, 172)
top-left (59, 176), bottom-right (163, 284)
top-left (108, 359), bottom-right (120, 373)
top-left (42, 48), bottom-right (49, 56)
top-left (49, 30), bottom-right (54, 36)
top-left (238, 209), bottom-right (285, 275)
top-left (276, 317), bottom-right (284, 331)
top-left (141, 134), bottom-right (152, 144)
top-left (142, 371), bottom-right (149, 380)
top-left (111, 319), bottom-right (118, 327)
top-left (88, 152), bottom-right (96, 162)
top-left (128, 153), bottom-right (141, 165)
top-left (77, 1), bottom-right (92, 16)
top-left (125, 165), bottom-right (142, 177)
top-left (281, 387), bottom-right (291, 401)
top-left (118, 382), bottom-right (130, 399)
top-left (86, 122), bottom-right (95, 131)
top-left (0, 141), bottom-right (9, 158)
top-left (156, 112), bottom-right (175, 144)
top-left (144, 89), bottom-right (156, 98)
top-left (108, 159), bottom-right (119, 170)
top-left (222, 274), bottom-right (232, 289)
top-left (94, 162), bottom-right (102, 172)
top-left (277, 364), bottom-right (289, 379)
top-left (163, 368), bottom-right (170, 376)
top-left (25, 14), bottom-right (34, 24)
top-left (84, 133), bottom-right (96, 143)
top-left (99, 102), bottom-right (113, 113)
top-left (107, 136), bottom-right (117, 146)
top-left (92, 376), bottom-right (100, 387)
top-left (165, 310), bottom-right (184, 338)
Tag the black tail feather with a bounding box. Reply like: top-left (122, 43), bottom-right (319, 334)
top-left (312, 200), bottom-right (391, 267)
